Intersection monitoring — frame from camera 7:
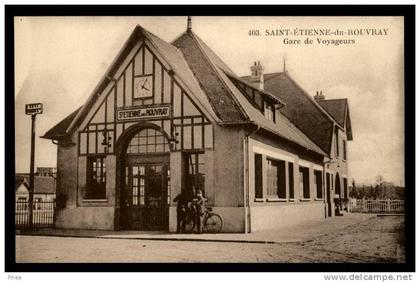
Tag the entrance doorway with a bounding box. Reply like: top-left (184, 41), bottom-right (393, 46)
top-left (326, 172), bottom-right (332, 217)
top-left (119, 127), bottom-right (171, 231)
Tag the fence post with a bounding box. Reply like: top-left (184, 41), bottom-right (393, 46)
top-left (362, 198), bottom-right (366, 212)
top-left (386, 199), bottom-right (391, 213)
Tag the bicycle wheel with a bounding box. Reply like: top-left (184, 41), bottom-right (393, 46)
top-left (184, 212), bottom-right (195, 233)
top-left (203, 213), bottom-right (223, 233)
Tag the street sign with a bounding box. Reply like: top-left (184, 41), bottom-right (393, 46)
top-left (25, 103), bottom-right (43, 115)
top-left (25, 102), bottom-right (43, 228)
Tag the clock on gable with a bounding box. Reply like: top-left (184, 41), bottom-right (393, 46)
top-left (134, 75), bottom-right (153, 99)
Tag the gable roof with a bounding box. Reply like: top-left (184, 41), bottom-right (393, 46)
top-left (317, 99), bottom-right (353, 140)
top-left (15, 174), bottom-right (29, 190)
top-left (317, 99), bottom-right (346, 126)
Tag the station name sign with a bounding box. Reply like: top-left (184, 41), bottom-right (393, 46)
top-left (25, 103), bottom-right (43, 115)
top-left (117, 105), bottom-right (171, 122)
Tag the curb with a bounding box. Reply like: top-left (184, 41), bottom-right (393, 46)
top-left (15, 232), bottom-right (306, 245)
top-left (376, 213), bottom-right (405, 217)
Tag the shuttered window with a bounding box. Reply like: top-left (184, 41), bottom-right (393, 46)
top-left (288, 162), bottom-right (294, 199)
top-left (314, 170), bottom-right (323, 199)
top-left (299, 166), bottom-right (310, 199)
top-left (254, 154), bottom-right (263, 199)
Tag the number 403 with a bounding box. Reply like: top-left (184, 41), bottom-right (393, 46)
top-left (248, 29), bottom-right (260, 36)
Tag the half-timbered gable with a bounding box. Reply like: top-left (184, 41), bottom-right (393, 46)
top-left (76, 28), bottom-right (215, 157)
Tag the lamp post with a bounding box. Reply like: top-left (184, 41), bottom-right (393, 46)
top-left (25, 103), bottom-right (43, 229)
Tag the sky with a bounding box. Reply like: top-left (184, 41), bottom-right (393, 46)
top-left (14, 16), bottom-right (404, 186)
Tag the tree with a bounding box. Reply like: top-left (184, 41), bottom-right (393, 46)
top-left (375, 175), bottom-right (385, 199)
top-left (349, 178), bottom-right (356, 198)
top-left (375, 175), bottom-right (384, 186)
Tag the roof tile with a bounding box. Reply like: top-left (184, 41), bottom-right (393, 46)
top-left (172, 32), bottom-right (247, 122)
top-left (317, 99), bottom-right (347, 127)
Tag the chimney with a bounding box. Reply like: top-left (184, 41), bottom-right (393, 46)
top-left (250, 61), bottom-right (264, 90)
top-left (314, 90), bottom-right (325, 101)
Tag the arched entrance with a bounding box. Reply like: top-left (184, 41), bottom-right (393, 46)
top-left (118, 125), bottom-right (171, 231)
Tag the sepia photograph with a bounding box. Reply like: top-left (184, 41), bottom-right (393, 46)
top-left (5, 6), bottom-right (414, 272)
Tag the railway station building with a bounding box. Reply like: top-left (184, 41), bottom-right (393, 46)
top-left (43, 19), bottom-right (353, 232)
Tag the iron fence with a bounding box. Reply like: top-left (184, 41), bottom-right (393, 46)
top-left (349, 199), bottom-right (404, 213)
top-left (15, 200), bottom-right (55, 229)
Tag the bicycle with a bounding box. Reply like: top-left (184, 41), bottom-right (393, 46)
top-left (184, 206), bottom-right (223, 233)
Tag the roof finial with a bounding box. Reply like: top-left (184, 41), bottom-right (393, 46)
top-left (187, 16), bottom-right (192, 33)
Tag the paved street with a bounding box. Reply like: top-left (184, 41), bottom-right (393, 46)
top-left (16, 215), bottom-right (405, 263)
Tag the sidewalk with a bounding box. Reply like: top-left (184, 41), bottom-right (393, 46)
top-left (17, 213), bottom-right (376, 244)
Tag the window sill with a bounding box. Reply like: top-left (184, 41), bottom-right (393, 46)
top-left (83, 198), bottom-right (108, 203)
top-left (314, 198), bottom-right (324, 201)
top-left (254, 198), bottom-right (265, 203)
top-left (300, 198), bottom-right (311, 202)
top-left (266, 198), bottom-right (287, 202)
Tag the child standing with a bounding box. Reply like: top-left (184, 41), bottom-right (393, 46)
top-left (193, 189), bottom-right (206, 234)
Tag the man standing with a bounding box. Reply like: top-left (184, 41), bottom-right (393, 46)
top-left (173, 192), bottom-right (189, 233)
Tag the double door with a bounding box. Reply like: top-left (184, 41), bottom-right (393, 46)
top-left (121, 155), bottom-right (170, 230)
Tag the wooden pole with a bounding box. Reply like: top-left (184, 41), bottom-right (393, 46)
top-left (28, 114), bottom-right (36, 229)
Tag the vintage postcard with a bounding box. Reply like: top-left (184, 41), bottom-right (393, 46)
top-left (8, 10), bottom-right (412, 271)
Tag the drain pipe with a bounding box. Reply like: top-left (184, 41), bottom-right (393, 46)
top-left (243, 124), bottom-right (260, 234)
top-left (323, 158), bottom-right (336, 218)
top-left (322, 159), bottom-right (328, 218)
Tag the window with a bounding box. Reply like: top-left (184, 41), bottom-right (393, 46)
top-left (266, 159), bottom-right (286, 198)
top-left (299, 166), bottom-right (310, 199)
top-left (335, 128), bottom-right (340, 156)
top-left (130, 165), bottom-right (145, 206)
top-left (34, 197), bottom-right (43, 210)
top-left (264, 102), bottom-right (276, 123)
top-left (126, 128), bottom-right (169, 154)
top-left (266, 159), bottom-right (278, 197)
top-left (185, 153), bottom-right (205, 199)
top-left (86, 156), bottom-right (106, 199)
top-left (335, 175), bottom-right (341, 196)
top-left (343, 178), bottom-right (348, 199)
top-left (254, 154), bottom-right (263, 199)
top-left (288, 162), bottom-right (294, 199)
top-left (343, 140), bottom-right (347, 160)
top-left (314, 170), bottom-right (323, 199)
